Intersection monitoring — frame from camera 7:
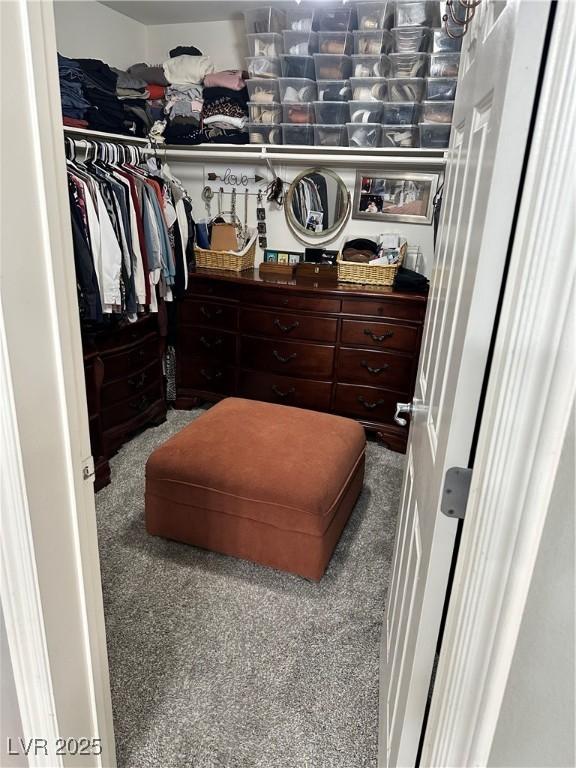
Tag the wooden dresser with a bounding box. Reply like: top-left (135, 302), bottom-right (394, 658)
top-left (83, 315), bottom-right (167, 490)
top-left (176, 269), bottom-right (427, 452)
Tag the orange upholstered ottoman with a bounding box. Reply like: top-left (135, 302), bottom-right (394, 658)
top-left (145, 398), bottom-right (366, 580)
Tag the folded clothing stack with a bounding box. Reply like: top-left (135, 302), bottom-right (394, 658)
top-left (75, 58), bottom-right (126, 134)
top-left (58, 54), bottom-right (91, 128)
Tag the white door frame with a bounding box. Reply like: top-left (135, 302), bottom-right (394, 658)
top-left (422, 1), bottom-right (575, 764)
top-left (1, 2), bottom-right (572, 767)
top-left (0, 1), bottom-right (115, 766)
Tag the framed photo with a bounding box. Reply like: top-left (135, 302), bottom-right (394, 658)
top-left (353, 171), bottom-right (440, 224)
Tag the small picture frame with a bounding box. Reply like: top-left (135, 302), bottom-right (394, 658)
top-left (264, 249), bottom-right (278, 263)
top-left (257, 221), bottom-right (267, 234)
top-left (259, 235), bottom-right (268, 248)
top-left (256, 207), bottom-right (266, 222)
top-left (353, 170), bottom-right (440, 224)
top-left (277, 253), bottom-right (289, 265)
top-left (305, 210), bottom-right (324, 233)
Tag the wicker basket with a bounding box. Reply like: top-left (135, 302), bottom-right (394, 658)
top-left (195, 231), bottom-right (257, 272)
top-left (337, 242), bottom-right (406, 286)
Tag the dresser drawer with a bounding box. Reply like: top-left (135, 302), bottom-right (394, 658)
top-left (179, 299), bottom-right (238, 330)
top-left (177, 358), bottom-right (236, 395)
top-left (96, 316), bottom-right (156, 351)
top-left (342, 298), bottom-right (425, 322)
top-left (102, 335), bottom-right (160, 382)
top-left (188, 278), bottom-right (237, 299)
top-left (178, 327), bottom-right (236, 361)
top-left (341, 320), bottom-right (419, 353)
top-left (101, 380), bottom-right (164, 431)
top-left (239, 370), bottom-right (332, 411)
top-left (242, 336), bottom-right (335, 378)
top-left (101, 360), bottom-right (162, 408)
top-left (240, 308), bottom-right (338, 343)
top-left (334, 384), bottom-right (406, 424)
top-left (337, 348), bottom-right (414, 390)
top-left (241, 288), bottom-right (340, 314)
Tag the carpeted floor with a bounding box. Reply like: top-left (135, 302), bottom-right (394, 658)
top-left (95, 408), bottom-right (405, 768)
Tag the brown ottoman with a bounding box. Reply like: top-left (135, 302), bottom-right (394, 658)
top-left (145, 397), bottom-right (366, 580)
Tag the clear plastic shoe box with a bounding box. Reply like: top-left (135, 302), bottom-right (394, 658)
top-left (419, 123), bottom-right (452, 148)
top-left (280, 54), bottom-right (316, 79)
top-left (314, 124), bottom-right (348, 146)
top-left (248, 124), bottom-right (283, 145)
top-left (314, 101), bottom-right (350, 124)
top-left (348, 100), bottom-right (384, 123)
top-left (314, 54), bottom-right (353, 80)
top-left (429, 52), bottom-right (461, 77)
top-left (421, 101), bottom-right (454, 123)
top-left (247, 33), bottom-right (284, 58)
top-left (347, 123), bottom-right (381, 147)
top-left (244, 7), bottom-right (286, 34)
top-left (395, 0), bottom-right (437, 28)
top-left (318, 32), bottom-right (353, 55)
top-left (279, 78), bottom-right (318, 103)
top-left (392, 27), bottom-right (431, 53)
top-left (350, 77), bottom-right (388, 101)
top-left (388, 78), bottom-right (426, 102)
top-left (283, 31), bottom-right (318, 56)
top-left (317, 80), bottom-right (352, 101)
top-left (246, 79), bottom-right (281, 103)
top-left (246, 56), bottom-right (281, 80)
top-left (286, 7), bottom-right (314, 33)
top-left (381, 101), bottom-right (422, 125)
top-left (425, 77), bottom-right (458, 101)
top-left (353, 29), bottom-right (394, 55)
top-left (282, 124), bottom-right (315, 145)
top-left (380, 125), bottom-right (419, 148)
top-left (390, 53), bottom-right (429, 78)
top-left (351, 54), bottom-right (391, 78)
top-left (356, 2), bottom-right (394, 31)
top-left (432, 28), bottom-right (462, 52)
top-left (313, 7), bottom-right (356, 32)
top-left (247, 102), bottom-right (282, 124)
top-left (282, 103), bottom-right (315, 124)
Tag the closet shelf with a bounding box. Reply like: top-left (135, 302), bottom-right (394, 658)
top-left (63, 126), bottom-right (447, 166)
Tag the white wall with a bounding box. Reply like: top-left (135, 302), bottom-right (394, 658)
top-left (488, 405), bottom-right (575, 768)
top-left (53, 0), bottom-right (147, 69)
top-left (147, 20), bottom-right (248, 69)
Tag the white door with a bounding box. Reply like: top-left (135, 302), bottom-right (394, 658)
top-left (379, 2), bottom-right (552, 766)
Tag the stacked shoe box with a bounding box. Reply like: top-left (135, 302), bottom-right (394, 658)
top-left (245, 3), bottom-right (461, 149)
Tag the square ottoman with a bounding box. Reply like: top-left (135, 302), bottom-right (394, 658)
top-left (145, 397), bottom-right (366, 580)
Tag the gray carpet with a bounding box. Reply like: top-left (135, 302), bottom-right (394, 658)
top-left (95, 408), bottom-right (405, 768)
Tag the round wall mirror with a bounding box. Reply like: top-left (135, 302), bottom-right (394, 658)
top-left (285, 168), bottom-right (351, 244)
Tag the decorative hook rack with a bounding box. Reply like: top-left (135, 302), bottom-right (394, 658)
top-left (443, 0), bottom-right (482, 39)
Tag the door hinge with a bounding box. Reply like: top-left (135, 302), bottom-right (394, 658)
top-left (441, 467), bottom-right (472, 520)
top-left (82, 455), bottom-right (95, 482)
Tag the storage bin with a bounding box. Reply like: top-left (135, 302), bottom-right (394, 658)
top-left (282, 123), bottom-right (315, 145)
top-left (429, 52), bottom-right (461, 77)
top-left (314, 54), bottom-right (353, 80)
top-left (282, 102), bottom-right (315, 124)
top-left (314, 7), bottom-right (356, 32)
top-left (419, 122), bottom-right (451, 147)
top-left (248, 124), bottom-right (283, 145)
top-left (353, 29), bottom-right (394, 54)
top-left (348, 100), bottom-right (384, 123)
top-left (318, 32), bottom-right (353, 55)
top-left (380, 124), bottom-right (419, 147)
top-left (248, 102), bottom-right (282, 124)
top-left (351, 54), bottom-right (391, 78)
top-left (350, 77), bottom-right (388, 101)
top-left (388, 77), bottom-right (425, 102)
top-left (314, 124), bottom-right (348, 146)
top-left (346, 123), bottom-right (381, 147)
top-left (279, 78), bottom-right (318, 103)
top-left (280, 54), bottom-right (315, 79)
top-left (381, 101), bottom-right (421, 124)
top-left (425, 77), bottom-right (458, 101)
top-left (246, 78), bottom-right (280, 103)
top-left (286, 7), bottom-right (314, 33)
top-left (247, 33), bottom-right (284, 58)
top-left (395, 0), bottom-right (434, 28)
top-left (432, 28), bottom-right (462, 52)
top-left (244, 7), bottom-right (286, 34)
top-left (311, 100), bottom-right (347, 124)
top-left (390, 53), bottom-right (429, 77)
top-left (317, 79), bottom-right (352, 101)
top-left (283, 31), bottom-right (318, 55)
top-left (356, 2), bottom-right (393, 31)
top-left (421, 100), bottom-right (454, 123)
top-left (246, 56), bottom-right (281, 80)
top-left (392, 27), bottom-right (431, 53)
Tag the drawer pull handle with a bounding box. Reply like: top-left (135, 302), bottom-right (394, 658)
top-left (200, 368), bottom-right (223, 382)
top-left (200, 306), bottom-right (223, 319)
top-left (361, 360), bottom-right (390, 375)
top-left (364, 328), bottom-right (394, 343)
top-left (274, 318), bottom-right (300, 333)
top-left (273, 350), bottom-right (297, 364)
top-left (358, 395), bottom-right (386, 411)
top-left (272, 384), bottom-right (296, 399)
top-left (128, 372), bottom-right (148, 389)
top-left (200, 335), bottom-right (223, 349)
top-left (129, 395), bottom-right (150, 412)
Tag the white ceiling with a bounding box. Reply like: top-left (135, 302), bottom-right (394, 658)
top-left (99, 1), bottom-right (327, 26)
